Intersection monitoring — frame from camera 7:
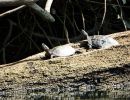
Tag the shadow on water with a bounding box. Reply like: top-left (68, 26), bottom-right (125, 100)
top-left (0, 83), bottom-right (130, 100)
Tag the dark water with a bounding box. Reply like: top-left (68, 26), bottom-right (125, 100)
top-left (0, 84), bottom-right (130, 100)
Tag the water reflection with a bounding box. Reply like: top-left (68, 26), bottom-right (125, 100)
top-left (0, 85), bottom-right (130, 100)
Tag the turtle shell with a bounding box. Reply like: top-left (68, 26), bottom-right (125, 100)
top-left (49, 45), bottom-right (76, 57)
top-left (91, 36), bottom-right (119, 49)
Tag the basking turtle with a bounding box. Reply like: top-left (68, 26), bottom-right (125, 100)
top-left (42, 43), bottom-right (76, 58)
top-left (81, 30), bottom-right (119, 49)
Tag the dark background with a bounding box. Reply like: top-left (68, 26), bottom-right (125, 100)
top-left (0, 0), bottom-right (130, 64)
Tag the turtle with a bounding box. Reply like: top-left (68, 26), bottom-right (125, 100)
top-left (42, 43), bottom-right (76, 58)
top-left (81, 29), bottom-right (119, 49)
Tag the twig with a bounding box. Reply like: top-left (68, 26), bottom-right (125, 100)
top-left (32, 32), bottom-right (83, 41)
top-left (81, 12), bottom-right (85, 30)
top-left (98, 0), bottom-right (107, 34)
top-left (35, 19), bottom-right (53, 47)
top-left (0, 0), bottom-right (38, 6)
top-left (63, 1), bottom-right (70, 43)
top-left (2, 20), bottom-right (16, 64)
top-left (45, 0), bottom-right (53, 13)
top-left (84, 0), bottom-right (130, 8)
top-left (4, 20), bottom-right (16, 44)
top-left (116, 0), bottom-right (127, 31)
top-left (0, 5), bottom-right (25, 17)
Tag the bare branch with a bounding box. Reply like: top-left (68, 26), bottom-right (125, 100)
top-left (0, 5), bottom-right (25, 17)
top-left (0, 0), bottom-right (38, 6)
top-left (45, 0), bottom-right (53, 12)
top-left (28, 3), bottom-right (55, 22)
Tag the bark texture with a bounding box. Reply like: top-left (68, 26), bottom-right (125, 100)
top-left (0, 31), bottom-right (130, 92)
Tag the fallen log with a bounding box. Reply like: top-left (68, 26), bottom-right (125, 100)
top-left (0, 31), bottom-right (130, 91)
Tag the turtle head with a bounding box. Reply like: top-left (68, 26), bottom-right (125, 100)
top-left (42, 43), bottom-right (50, 54)
top-left (42, 43), bottom-right (53, 58)
top-left (81, 29), bottom-right (92, 48)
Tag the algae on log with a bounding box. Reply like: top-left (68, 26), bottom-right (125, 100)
top-left (0, 31), bottom-right (130, 91)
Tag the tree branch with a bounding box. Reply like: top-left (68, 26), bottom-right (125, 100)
top-left (0, 0), bottom-right (38, 6)
top-left (0, 5), bottom-right (25, 17)
top-left (28, 3), bottom-right (55, 22)
top-left (45, 0), bottom-right (53, 12)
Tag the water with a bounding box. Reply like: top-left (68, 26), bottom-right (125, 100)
top-left (0, 84), bottom-right (130, 100)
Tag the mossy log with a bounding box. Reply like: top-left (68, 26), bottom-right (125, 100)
top-left (0, 31), bottom-right (130, 91)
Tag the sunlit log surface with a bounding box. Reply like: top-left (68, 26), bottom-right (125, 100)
top-left (0, 31), bottom-right (130, 91)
